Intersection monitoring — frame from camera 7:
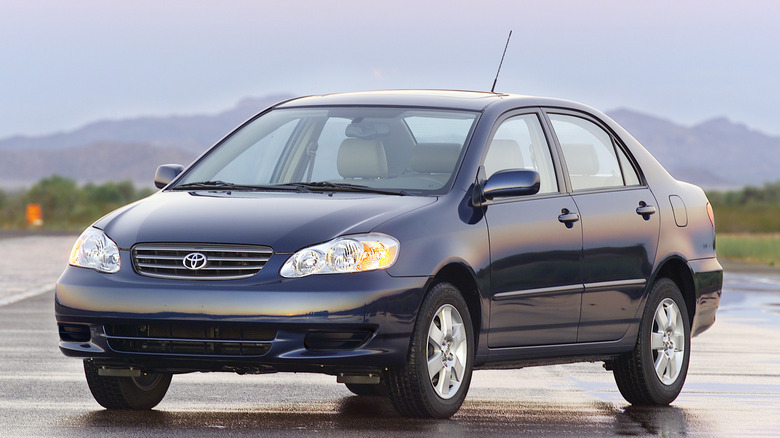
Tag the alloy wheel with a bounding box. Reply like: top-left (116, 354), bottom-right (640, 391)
top-left (426, 304), bottom-right (468, 399)
top-left (651, 297), bottom-right (686, 385)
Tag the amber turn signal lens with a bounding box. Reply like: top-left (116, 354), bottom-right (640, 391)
top-left (706, 202), bottom-right (715, 228)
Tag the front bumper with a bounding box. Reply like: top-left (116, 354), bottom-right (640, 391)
top-left (55, 265), bottom-right (429, 374)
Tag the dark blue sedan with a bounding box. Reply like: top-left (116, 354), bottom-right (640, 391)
top-left (56, 90), bottom-right (722, 418)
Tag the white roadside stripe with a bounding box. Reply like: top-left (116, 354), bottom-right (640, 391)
top-left (0, 285), bottom-right (52, 307)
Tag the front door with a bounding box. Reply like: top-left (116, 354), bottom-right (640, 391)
top-left (484, 112), bottom-right (584, 348)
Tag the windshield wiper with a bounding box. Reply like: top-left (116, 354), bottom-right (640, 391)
top-left (172, 181), bottom-right (309, 192)
top-left (289, 181), bottom-right (409, 196)
top-left (173, 180), bottom-right (237, 190)
top-left (172, 180), bottom-right (407, 195)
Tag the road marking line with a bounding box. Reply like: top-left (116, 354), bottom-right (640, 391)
top-left (0, 285), bottom-right (52, 307)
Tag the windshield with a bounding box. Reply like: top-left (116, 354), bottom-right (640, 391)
top-left (174, 106), bottom-right (479, 195)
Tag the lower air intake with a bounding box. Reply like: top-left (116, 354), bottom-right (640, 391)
top-left (105, 323), bottom-right (276, 357)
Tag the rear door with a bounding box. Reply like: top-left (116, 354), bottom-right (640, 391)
top-left (547, 112), bottom-right (660, 342)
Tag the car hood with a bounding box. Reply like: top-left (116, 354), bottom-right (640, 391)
top-left (96, 191), bottom-right (435, 252)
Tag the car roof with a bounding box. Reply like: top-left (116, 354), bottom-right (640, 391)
top-left (275, 89), bottom-right (588, 113)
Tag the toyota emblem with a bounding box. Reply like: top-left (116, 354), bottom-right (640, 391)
top-left (182, 252), bottom-right (208, 270)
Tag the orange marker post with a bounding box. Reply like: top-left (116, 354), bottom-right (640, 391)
top-left (26, 203), bottom-right (43, 227)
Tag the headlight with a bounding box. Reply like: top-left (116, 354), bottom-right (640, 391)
top-left (69, 227), bottom-right (121, 273)
top-left (280, 233), bottom-right (399, 278)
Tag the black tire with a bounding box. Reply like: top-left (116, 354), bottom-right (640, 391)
top-left (344, 382), bottom-right (388, 397)
top-left (613, 278), bottom-right (691, 405)
top-left (385, 282), bottom-right (474, 418)
top-left (83, 360), bottom-right (172, 410)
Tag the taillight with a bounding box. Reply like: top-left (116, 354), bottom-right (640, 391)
top-left (706, 202), bottom-right (715, 228)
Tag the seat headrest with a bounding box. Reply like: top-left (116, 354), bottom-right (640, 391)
top-left (337, 138), bottom-right (388, 179)
top-left (410, 143), bottom-right (461, 174)
top-left (484, 139), bottom-right (525, 177)
top-left (562, 143), bottom-right (599, 176)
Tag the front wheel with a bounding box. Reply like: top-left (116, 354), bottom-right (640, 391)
top-left (385, 282), bottom-right (474, 418)
top-left (613, 278), bottom-right (691, 405)
top-left (84, 360), bottom-right (172, 410)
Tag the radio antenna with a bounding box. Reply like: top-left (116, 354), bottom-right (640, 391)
top-left (491, 30), bottom-right (513, 93)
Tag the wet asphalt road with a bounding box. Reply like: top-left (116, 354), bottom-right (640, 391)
top-left (1, 236), bottom-right (779, 437)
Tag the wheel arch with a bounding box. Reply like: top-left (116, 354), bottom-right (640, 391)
top-left (652, 256), bottom-right (696, 326)
top-left (431, 263), bottom-right (483, 353)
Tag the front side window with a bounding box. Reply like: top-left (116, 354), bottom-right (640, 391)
top-left (549, 114), bottom-right (640, 191)
top-left (483, 114), bottom-right (558, 194)
top-left (175, 107), bottom-right (479, 195)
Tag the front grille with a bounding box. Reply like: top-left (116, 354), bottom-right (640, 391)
top-left (132, 243), bottom-right (273, 280)
top-left (105, 323), bottom-right (276, 357)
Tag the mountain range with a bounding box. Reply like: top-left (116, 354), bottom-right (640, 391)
top-left (0, 94), bottom-right (776, 190)
top-left (606, 109), bottom-right (775, 189)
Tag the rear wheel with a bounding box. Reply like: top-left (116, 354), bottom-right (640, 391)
top-left (84, 360), bottom-right (172, 410)
top-left (613, 278), bottom-right (691, 405)
top-left (385, 282), bottom-right (474, 418)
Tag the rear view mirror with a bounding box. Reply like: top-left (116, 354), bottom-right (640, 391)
top-left (154, 164), bottom-right (185, 189)
top-left (482, 169), bottom-right (540, 200)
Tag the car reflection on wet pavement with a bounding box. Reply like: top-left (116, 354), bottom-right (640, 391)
top-left (0, 236), bottom-right (778, 437)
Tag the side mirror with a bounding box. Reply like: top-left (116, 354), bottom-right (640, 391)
top-left (482, 169), bottom-right (540, 201)
top-left (154, 164), bottom-right (185, 189)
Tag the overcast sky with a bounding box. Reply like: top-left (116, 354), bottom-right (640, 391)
top-left (2, 0), bottom-right (779, 138)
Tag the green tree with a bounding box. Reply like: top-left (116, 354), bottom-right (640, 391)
top-left (707, 180), bottom-right (780, 233)
top-left (116, 180), bottom-right (137, 203)
top-left (86, 182), bottom-right (123, 205)
top-left (24, 175), bottom-right (84, 228)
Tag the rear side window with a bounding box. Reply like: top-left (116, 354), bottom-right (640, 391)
top-left (549, 114), bottom-right (640, 191)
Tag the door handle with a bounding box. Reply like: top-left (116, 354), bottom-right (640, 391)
top-left (558, 208), bottom-right (580, 229)
top-left (636, 201), bottom-right (656, 220)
